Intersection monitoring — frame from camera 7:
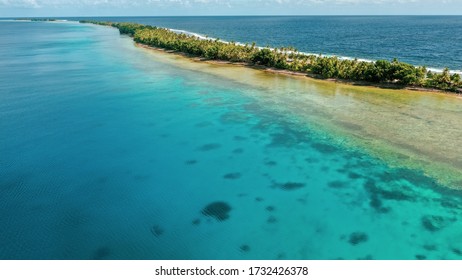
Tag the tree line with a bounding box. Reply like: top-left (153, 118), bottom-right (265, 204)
top-left (80, 20), bottom-right (462, 93)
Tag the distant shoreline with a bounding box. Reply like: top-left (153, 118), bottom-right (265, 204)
top-left (8, 19), bottom-right (462, 94)
top-left (79, 20), bottom-right (462, 94)
top-left (137, 43), bottom-right (456, 95)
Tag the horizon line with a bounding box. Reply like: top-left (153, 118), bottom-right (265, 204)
top-left (3, 14), bottom-right (462, 18)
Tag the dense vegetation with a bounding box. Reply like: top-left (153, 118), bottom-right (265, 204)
top-left (80, 20), bottom-right (462, 93)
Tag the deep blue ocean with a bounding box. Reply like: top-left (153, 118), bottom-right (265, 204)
top-left (71, 16), bottom-right (462, 71)
top-left (1, 20), bottom-right (462, 260)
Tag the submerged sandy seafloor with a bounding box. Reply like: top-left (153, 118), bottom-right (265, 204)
top-left (2, 21), bottom-right (462, 260)
top-left (131, 39), bottom-right (462, 260)
top-left (138, 44), bottom-right (462, 189)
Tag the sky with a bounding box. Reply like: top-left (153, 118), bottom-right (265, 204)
top-left (0, 0), bottom-right (461, 17)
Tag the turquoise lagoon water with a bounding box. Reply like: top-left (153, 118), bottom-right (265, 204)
top-left (1, 21), bottom-right (462, 260)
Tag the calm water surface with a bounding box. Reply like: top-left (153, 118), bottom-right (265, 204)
top-left (1, 21), bottom-right (462, 260)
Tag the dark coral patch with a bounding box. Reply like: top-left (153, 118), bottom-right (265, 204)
top-left (297, 198), bottom-right (307, 204)
top-left (370, 195), bottom-right (391, 213)
top-left (265, 125), bottom-right (311, 147)
top-left (421, 215), bottom-right (453, 232)
top-left (452, 248), bottom-right (462, 256)
top-left (151, 225), bottom-right (164, 237)
top-left (415, 255), bottom-right (427, 260)
top-left (240, 245), bottom-right (250, 252)
top-left (266, 206), bottom-right (275, 212)
top-left (93, 246), bottom-right (111, 260)
top-left (185, 160), bottom-right (198, 165)
top-left (269, 133), bottom-right (300, 147)
top-left (343, 158), bottom-right (372, 169)
top-left (378, 169), bottom-right (438, 188)
top-left (220, 112), bottom-right (250, 124)
top-left (195, 121), bottom-right (212, 128)
top-left (264, 160), bottom-right (277, 166)
top-left (223, 173), bottom-right (242, 180)
top-left (276, 182), bottom-right (305, 191)
top-left (312, 143), bottom-right (339, 154)
top-left (202, 201), bottom-right (232, 221)
top-left (364, 179), bottom-right (413, 202)
top-left (255, 197), bottom-right (264, 202)
top-left (348, 232), bottom-right (368, 245)
top-left (233, 136), bottom-right (247, 141)
top-left (276, 253), bottom-right (286, 259)
top-left (423, 244), bottom-right (438, 251)
top-left (377, 171), bottom-right (399, 183)
top-left (369, 194), bottom-right (382, 209)
top-left (267, 216), bottom-right (278, 224)
top-left (399, 169), bottom-right (436, 186)
top-left (192, 219), bottom-right (201, 226)
top-left (348, 172), bottom-right (362, 179)
top-left (328, 180), bottom-right (348, 189)
top-left (381, 190), bottom-right (412, 201)
top-left (305, 157), bottom-right (320, 163)
top-left (197, 143), bottom-right (221, 151)
top-left (440, 198), bottom-right (462, 210)
top-left (357, 255), bottom-right (374, 260)
top-left (232, 148), bottom-right (244, 154)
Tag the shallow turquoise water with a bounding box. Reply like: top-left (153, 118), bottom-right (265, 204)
top-left (1, 21), bottom-right (462, 260)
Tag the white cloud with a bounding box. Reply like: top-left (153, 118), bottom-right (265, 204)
top-left (0, 0), bottom-right (457, 16)
top-left (0, 0), bottom-right (451, 8)
top-left (0, 0), bottom-right (40, 8)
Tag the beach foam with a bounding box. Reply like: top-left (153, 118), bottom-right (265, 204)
top-left (167, 28), bottom-right (462, 75)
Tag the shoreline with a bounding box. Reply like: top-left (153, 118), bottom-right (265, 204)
top-left (78, 20), bottom-right (462, 94)
top-left (135, 42), bottom-right (462, 190)
top-left (73, 21), bottom-right (462, 190)
top-left (137, 43), bottom-right (460, 96)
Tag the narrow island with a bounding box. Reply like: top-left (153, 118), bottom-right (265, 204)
top-left (17, 18), bottom-right (58, 21)
top-left (80, 20), bottom-right (462, 93)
